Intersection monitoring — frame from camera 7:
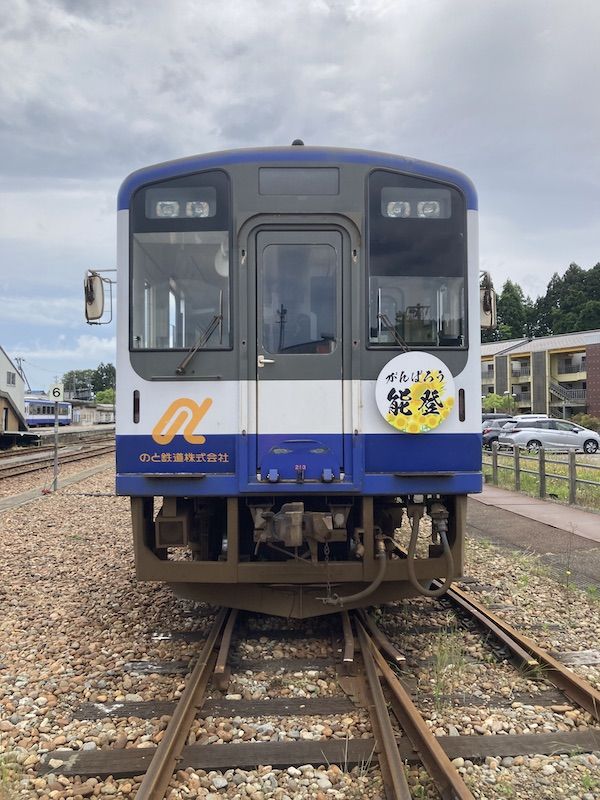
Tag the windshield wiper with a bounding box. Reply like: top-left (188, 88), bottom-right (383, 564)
top-left (377, 312), bottom-right (410, 352)
top-left (176, 313), bottom-right (223, 375)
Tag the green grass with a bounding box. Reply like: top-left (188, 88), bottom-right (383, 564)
top-left (482, 450), bottom-right (600, 510)
top-left (585, 585), bottom-right (600, 603)
top-left (581, 772), bottom-right (600, 792)
top-left (0, 757), bottom-right (19, 800)
top-left (431, 627), bottom-right (466, 710)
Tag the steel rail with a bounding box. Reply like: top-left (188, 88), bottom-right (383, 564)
top-left (0, 445), bottom-right (114, 479)
top-left (355, 619), bottom-right (412, 800)
top-left (135, 607), bottom-right (231, 800)
top-left (357, 609), bottom-right (406, 664)
top-left (362, 626), bottom-right (476, 800)
top-left (213, 608), bottom-right (238, 689)
top-left (444, 583), bottom-right (600, 721)
top-left (341, 610), bottom-right (355, 664)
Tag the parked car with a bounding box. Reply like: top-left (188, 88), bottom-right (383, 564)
top-left (482, 412), bottom-right (516, 422)
top-left (482, 418), bottom-right (516, 448)
top-left (500, 418), bottom-right (543, 434)
top-left (498, 419), bottom-right (600, 453)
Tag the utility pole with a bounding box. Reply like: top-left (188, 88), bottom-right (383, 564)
top-left (14, 357), bottom-right (31, 391)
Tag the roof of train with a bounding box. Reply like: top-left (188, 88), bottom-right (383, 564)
top-left (117, 145), bottom-right (477, 211)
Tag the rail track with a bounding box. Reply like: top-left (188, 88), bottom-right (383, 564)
top-left (40, 589), bottom-right (600, 799)
top-left (440, 581), bottom-right (600, 722)
top-left (0, 442), bottom-right (115, 479)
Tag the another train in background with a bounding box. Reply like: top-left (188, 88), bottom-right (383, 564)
top-left (25, 396), bottom-right (73, 427)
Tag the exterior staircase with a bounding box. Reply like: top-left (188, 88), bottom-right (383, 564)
top-left (549, 381), bottom-right (587, 405)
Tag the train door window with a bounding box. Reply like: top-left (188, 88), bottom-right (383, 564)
top-left (260, 243), bottom-right (338, 355)
top-left (368, 170), bottom-right (467, 348)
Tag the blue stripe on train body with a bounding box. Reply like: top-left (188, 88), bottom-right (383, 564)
top-left (116, 432), bottom-right (483, 495)
top-left (118, 147), bottom-right (478, 211)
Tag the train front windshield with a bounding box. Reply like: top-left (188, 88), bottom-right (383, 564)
top-left (368, 170), bottom-right (467, 349)
top-left (130, 171), bottom-right (231, 352)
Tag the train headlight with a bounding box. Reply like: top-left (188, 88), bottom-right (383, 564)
top-left (155, 201), bottom-right (180, 218)
top-left (386, 201), bottom-right (411, 218)
top-left (186, 201), bottom-right (210, 218)
top-left (417, 200), bottom-right (441, 218)
top-left (382, 187), bottom-right (451, 219)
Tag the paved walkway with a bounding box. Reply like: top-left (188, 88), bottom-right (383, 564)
top-left (470, 484), bottom-right (600, 544)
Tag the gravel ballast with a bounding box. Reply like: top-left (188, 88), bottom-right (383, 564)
top-left (1, 463), bottom-right (599, 798)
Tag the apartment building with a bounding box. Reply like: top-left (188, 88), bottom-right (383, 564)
top-left (481, 329), bottom-right (600, 418)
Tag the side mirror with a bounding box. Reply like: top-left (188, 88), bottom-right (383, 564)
top-left (480, 271), bottom-right (497, 329)
top-left (84, 269), bottom-right (115, 324)
top-left (84, 272), bottom-right (105, 321)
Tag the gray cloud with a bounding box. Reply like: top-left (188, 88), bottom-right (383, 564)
top-left (1, 0), bottom-right (600, 384)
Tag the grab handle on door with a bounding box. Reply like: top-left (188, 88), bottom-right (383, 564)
top-left (257, 355), bottom-right (275, 368)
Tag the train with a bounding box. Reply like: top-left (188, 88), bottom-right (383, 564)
top-left (85, 144), bottom-right (494, 618)
top-left (25, 396), bottom-right (72, 427)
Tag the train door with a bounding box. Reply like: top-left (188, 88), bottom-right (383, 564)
top-left (254, 230), bottom-right (346, 483)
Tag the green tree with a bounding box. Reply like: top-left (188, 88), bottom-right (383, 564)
top-left (91, 363), bottom-right (115, 393)
top-left (495, 280), bottom-right (531, 340)
top-left (62, 369), bottom-right (94, 396)
top-left (535, 263), bottom-right (600, 335)
top-left (482, 393), bottom-right (513, 413)
top-left (95, 388), bottom-right (115, 404)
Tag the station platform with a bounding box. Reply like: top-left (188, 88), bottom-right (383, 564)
top-left (467, 485), bottom-right (600, 590)
top-left (471, 484), bottom-right (600, 544)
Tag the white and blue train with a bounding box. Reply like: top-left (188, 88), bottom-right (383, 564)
top-left (25, 396), bottom-right (72, 427)
top-left (86, 144), bottom-right (493, 617)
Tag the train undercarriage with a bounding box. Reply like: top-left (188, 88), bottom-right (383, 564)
top-left (131, 493), bottom-right (466, 618)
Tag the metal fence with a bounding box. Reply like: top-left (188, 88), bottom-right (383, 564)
top-left (482, 443), bottom-right (600, 508)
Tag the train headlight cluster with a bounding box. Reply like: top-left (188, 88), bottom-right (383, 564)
top-left (382, 188), bottom-right (450, 219)
top-left (145, 185), bottom-right (217, 219)
top-left (155, 200), bottom-right (211, 218)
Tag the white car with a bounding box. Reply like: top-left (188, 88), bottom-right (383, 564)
top-left (498, 419), bottom-right (600, 453)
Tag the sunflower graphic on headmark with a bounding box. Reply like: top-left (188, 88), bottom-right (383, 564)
top-left (375, 353), bottom-right (456, 434)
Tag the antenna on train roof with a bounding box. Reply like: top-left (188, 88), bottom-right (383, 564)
top-left (291, 139), bottom-right (304, 146)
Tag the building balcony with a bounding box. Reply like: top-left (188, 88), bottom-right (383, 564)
top-left (515, 392), bottom-right (531, 404)
top-left (553, 359), bottom-right (586, 379)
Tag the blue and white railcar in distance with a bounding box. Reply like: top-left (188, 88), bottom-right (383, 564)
top-left (105, 145), bottom-right (488, 618)
top-left (25, 397), bottom-right (72, 427)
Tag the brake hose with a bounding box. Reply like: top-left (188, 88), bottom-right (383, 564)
top-left (319, 540), bottom-right (388, 607)
top-left (406, 512), bottom-right (454, 598)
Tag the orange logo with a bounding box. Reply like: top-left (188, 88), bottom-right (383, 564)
top-left (152, 398), bottom-right (213, 445)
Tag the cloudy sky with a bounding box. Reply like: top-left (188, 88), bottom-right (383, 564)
top-left (1, 0), bottom-right (599, 390)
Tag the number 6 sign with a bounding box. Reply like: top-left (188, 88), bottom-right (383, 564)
top-left (49, 384), bottom-right (64, 402)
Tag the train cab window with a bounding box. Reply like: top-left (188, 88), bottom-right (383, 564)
top-left (130, 171), bottom-right (231, 352)
top-left (367, 170), bottom-right (467, 349)
top-left (261, 243), bottom-right (338, 355)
